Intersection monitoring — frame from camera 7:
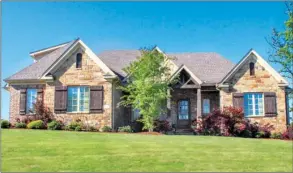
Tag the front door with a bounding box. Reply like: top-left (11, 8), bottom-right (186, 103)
top-left (177, 99), bottom-right (190, 129)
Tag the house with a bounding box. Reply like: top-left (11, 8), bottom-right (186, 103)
top-left (4, 38), bottom-right (291, 132)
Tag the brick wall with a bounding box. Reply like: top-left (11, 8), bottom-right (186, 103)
top-left (219, 54), bottom-right (287, 132)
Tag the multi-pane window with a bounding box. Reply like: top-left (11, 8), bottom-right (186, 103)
top-left (244, 93), bottom-right (264, 116)
top-left (26, 89), bottom-right (37, 114)
top-left (178, 100), bottom-right (189, 120)
top-left (67, 86), bottom-right (90, 112)
top-left (203, 99), bottom-right (210, 114)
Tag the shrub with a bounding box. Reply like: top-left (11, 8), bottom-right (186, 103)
top-left (1, 120), bottom-right (10, 128)
top-left (194, 106), bottom-right (274, 138)
top-left (101, 126), bottom-right (112, 132)
top-left (66, 121), bottom-right (83, 131)
top-left (15, 122), bottom-right (26, 128)
top-left (153, 120), bottom-right (172, 133)
top-left (75, 126), bottom-right (82, 131)
top-left (271, 132), bottom-right (282, 139)
top-left (282, 125), bottom-right (293, 140)
top-left (88, 126), bottom-right (97, 132)
top-left (47, 120), bottom-right (63, 130)
top-left (118, 125), bottom-right (132, 133)
top-left (195, 106), bottom-right (244, 136)
top-left (33, 100), bottom-right (55, 125)
top-left (27, 120), bottom-right (45, 129)
top-left (130, 119), bottom-right (144, 132)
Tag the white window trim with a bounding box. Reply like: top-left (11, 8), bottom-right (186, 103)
top-left (67, 86), bottom-right (90, 113)
top-left (245, 93), bottom-right (264, 117)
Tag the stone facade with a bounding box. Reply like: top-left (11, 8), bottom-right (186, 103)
top-left (9, 48), bottom-right (114, 130)
top-left (7, 48), bottom-right (288, 132)
top-left (168, 88), bottom-right (219, 126)
top-left (219, 54), bottom-right (287, 132)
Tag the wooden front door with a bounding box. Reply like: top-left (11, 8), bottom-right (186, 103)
top-left (177, 99), bottom-right (190, 129)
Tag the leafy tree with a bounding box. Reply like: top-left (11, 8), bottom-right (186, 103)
top-left (267, 2), bottom-right (293, 112)
top-left (118, 47), bottom-right (176, 131)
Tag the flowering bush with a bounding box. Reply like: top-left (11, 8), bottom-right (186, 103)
top-left (194, 106), bottom-right (274, 138)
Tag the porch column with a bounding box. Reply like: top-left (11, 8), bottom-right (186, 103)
top-left (197, 88), bottom-right (201, 121)
top-left (167, 89), bottom-right (171, 117)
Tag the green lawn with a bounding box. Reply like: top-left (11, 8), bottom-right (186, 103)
top-left (2, 129), bottom-right (292, 172)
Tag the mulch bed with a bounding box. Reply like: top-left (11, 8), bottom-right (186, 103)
top-left (135, 132), bottom-right (163, 135)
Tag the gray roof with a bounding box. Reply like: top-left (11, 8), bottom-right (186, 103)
top-left (98, 50), bottom-right (141, 78)
top-left (98, 50), bottom-right (235, 83)
top-left (5, 40), bottom-right (235, 84)
top-left (4, 39), bottom-right (78, 82)
top-left (168, 52), bottom-right (235, 83)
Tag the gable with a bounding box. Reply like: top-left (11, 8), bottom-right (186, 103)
top-left (52, 48), bottom-right (110, 84)
top-left (170, 65), bottom-right (202, 89)
top-left (220, 49), bottom-right (289, 87)
top-left (41, 40), bottom-right (116, 80)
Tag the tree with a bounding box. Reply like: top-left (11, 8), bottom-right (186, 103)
top-left (118, 47), bottom-right (176, 131)
top-left (267, 2), bottom-right (293, 113)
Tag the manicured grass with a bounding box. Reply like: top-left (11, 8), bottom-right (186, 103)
top-left (2, 129), bottom-right (292, 172)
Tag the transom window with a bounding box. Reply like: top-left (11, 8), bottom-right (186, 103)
top-left (178, 100), bottom-right (189, 120)
top-left (244, 93), bottom-right (264, 117)
top-left (26, 89), bottom-right (37, 114)
top-left (67, 86), bottom-right (90, 113)
top-left (203, 99), bottom-right (210, 114)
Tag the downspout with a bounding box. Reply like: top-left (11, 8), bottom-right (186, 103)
top-left (285, 88), bottom-right (289, 125)
top-left (111, 80), bottom-right (115, 130)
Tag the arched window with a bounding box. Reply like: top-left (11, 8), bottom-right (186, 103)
top-left (249, 62), bottom-right (255, 76)
top-left (76, 53), bottom-right (82, 68)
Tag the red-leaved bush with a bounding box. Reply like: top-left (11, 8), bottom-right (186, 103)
top-left (153, 119), bottom-right (172, 133)
top-left (15, 100), bottom-right (55, 127)
top-left (282, 124), bottom-right (293, 140)
top-left (194, 106), bottom-right (274, 138)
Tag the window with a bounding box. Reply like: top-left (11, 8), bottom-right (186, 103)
top-left (67, 86), bottom-right (89, 112)
top-left (26, 89), bottom-right (37, 114)
top-left (131, 108), bottom-right (140, 121)
top-left (244, 93), bottom-right (264, 117)
top-left (249, 62), bottom-right (255, 76)
top-left (178, 100), bottom-right (189, 120)
top-left (76, 53), bottom-right (82, 68)
top-left (203, 99), bottom-right (210, 114)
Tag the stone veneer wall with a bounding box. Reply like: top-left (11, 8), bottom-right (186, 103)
top-left (9, 48), bottom-right (113, 129)
top-left (220, 54), bottom-right (287, 132)
top-left (169, 88), bottom-right (219, 126)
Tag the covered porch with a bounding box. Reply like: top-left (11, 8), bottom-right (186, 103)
top-left (167, 65), bottom-right (220, 130)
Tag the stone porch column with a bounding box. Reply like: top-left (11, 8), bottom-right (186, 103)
top-left (197, 88), bottom-right (201, 122)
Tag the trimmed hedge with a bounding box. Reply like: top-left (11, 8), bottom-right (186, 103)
top-left (15, 122), bottom-right (27, 128)
top-left (1, 120), bottom-right (10, 128)
top-left (27, 120), bottom-right (45, 129)
top-left (47, 120), bottom-right (63, 130)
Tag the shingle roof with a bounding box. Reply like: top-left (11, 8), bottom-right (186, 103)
top-left (5, 41), bottom-right (235, 84)
top-left (168, 52), bottom-right (235, 83)
top-left (98, 50), bottom-right (141, 79)
top-left (98, 50), bottom-right (235, 83)
top-left (4, 39), bottom-right (78, 82)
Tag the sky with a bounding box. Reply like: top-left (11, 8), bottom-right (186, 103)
top-left (1, 2), bottom-right (291, 121)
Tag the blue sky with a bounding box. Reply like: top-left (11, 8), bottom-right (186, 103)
top-left (1, 2), bottom-right (290, 120)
